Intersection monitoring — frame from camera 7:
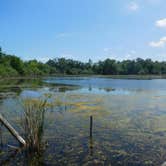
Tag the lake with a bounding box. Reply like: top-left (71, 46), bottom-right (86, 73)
top-left (1, 76), bottom-right (166, 165)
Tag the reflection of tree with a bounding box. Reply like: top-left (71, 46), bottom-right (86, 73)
top-left (48, 84), bottom-right (80, 93)
top-left (88, 85), bottom-right (92, 91)
top-left (0, 78), bottom-right (46, 99)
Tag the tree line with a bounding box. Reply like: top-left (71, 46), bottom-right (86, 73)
top-left (0, 48), bottom-right (53, 76)
top-left (1, 47), bottom-right (166, 76)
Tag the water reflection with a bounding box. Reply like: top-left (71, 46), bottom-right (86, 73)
top-left (0, 147), bottom-right (45, 166)
top-left (45, 76), bottom-right (166, 91)
top-left (24, 150), bottom-right (45, 166)
top-left (0, 149), bottom-right (19, 165)
top-left (1, 77), bottom-right (166, 165)
top-left (89, 137), bottom-right (93, 156)
top-left (0, 123), bottom-right (3, 147)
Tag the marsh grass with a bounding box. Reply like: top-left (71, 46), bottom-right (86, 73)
top-left (21, 98), bottom-right (47, 152)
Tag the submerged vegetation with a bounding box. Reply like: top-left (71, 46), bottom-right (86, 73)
top-left (2, 77), bottom-right (166, 165)
top-left (7, 94), bottom-right (104, 153)
top-left (1, 87), bottom-right (166, 165)
top-left (2, 47), bottom-right (166, 77)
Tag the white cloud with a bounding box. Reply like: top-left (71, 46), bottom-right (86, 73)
top-left (149, 36), bottom-right (166, 47)
top-left (156, 18), bottom-right (166, 28)
top-left (128, 2), bottom-right (139, 11)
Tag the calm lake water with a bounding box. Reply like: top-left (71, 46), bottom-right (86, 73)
top-left (1, 76), bottom-right (166, 165)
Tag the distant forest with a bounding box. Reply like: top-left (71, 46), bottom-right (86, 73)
top-left (1, 47), bottom-right (166, 76)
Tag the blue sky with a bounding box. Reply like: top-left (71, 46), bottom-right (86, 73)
top-left (0, 0), bottom-right (166, 62)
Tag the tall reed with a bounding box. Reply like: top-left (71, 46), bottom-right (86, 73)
top-left (21, 98), bottom-right (47, 152)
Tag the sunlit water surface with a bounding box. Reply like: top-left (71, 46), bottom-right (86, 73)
top-left (1, 77), bottom-right (166, 165)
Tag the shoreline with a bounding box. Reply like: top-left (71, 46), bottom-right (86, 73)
top-left (1, 74), bottom-right (166, 80)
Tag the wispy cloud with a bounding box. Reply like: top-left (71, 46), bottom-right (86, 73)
top-left (156, 18), bottom-right (166, 28)
top-left (37, 57), bottom-right (50, 62)
top-left (149, 36), bottom-right (166, 47)
top-left (125, 50), bottom-right (137, 59)
top-left (130, 50), bottom-right (136, 54)
top-left (103, 47), bottom-right (112, 53)
top-left (147, 0), bottom-right (163, 5)
top-left (103, 48), bottom-right (137, 60)
top-left (127, 2), bottom-right (139, 11)
top-left (60, 53), bottom-right (74, 59)
top-left (56, 33), bottom-right (71, 38)
top-left (23, 56), bottom-right (50, 63)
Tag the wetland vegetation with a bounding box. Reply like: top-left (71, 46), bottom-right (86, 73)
top-left (1, 77), bottom-right (166, 165)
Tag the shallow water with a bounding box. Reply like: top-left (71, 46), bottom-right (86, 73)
top-left (1, 77), bottom-right (166, 165)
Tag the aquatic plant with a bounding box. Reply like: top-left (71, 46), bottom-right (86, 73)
top-left (21, 98), bottom-right (47, 152)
